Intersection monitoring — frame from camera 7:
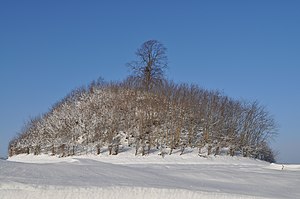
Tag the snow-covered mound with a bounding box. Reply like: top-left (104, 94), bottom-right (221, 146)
top-left (1, 153), bottom-right (300, 199)
top-left (9, 81), bottom-right (277, 163)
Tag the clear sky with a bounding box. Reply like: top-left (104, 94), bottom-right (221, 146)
top-left (1, 1), bottom-right (299, 163)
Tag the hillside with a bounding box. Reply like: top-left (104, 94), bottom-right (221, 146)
top-left (1, 153), bottom-right (300, 199)
top-left (8, 78), bottom-right (277, 162)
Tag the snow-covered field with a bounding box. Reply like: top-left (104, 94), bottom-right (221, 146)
top-left (1, 150), bottom-right (300, 199)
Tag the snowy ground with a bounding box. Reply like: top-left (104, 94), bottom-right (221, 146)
top-left (1, 149), bottom-right (300, 199)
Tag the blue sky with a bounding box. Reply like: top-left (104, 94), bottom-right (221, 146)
top-left (1, 1), bottom-right (299, 163)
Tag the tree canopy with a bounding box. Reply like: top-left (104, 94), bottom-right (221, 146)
top-left (127, 40), bottom-right (168, 90)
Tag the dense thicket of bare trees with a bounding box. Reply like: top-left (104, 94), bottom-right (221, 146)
top-left (8, 78), bottom-right (277, 162)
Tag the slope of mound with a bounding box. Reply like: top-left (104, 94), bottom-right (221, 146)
top-left (8, 148), bottom-right (266, 165)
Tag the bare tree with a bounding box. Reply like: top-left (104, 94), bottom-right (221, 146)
top-left (127, 40), bottom-right (168, 90)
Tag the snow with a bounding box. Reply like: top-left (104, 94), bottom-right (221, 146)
top-left (1, 150), bottom-right (300, 199)
top-left (267, 163), bottom-right (300, 171)
top-left (6, 154), bottom-right (79, 164)
top-left (0, 185), bottom-right (272, 199)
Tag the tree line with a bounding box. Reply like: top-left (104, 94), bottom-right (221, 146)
top-left (8, 40), bottom-right (277, 162)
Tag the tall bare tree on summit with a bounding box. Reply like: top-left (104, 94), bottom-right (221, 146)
top-left (127, 40), bottom-right (168, 91)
